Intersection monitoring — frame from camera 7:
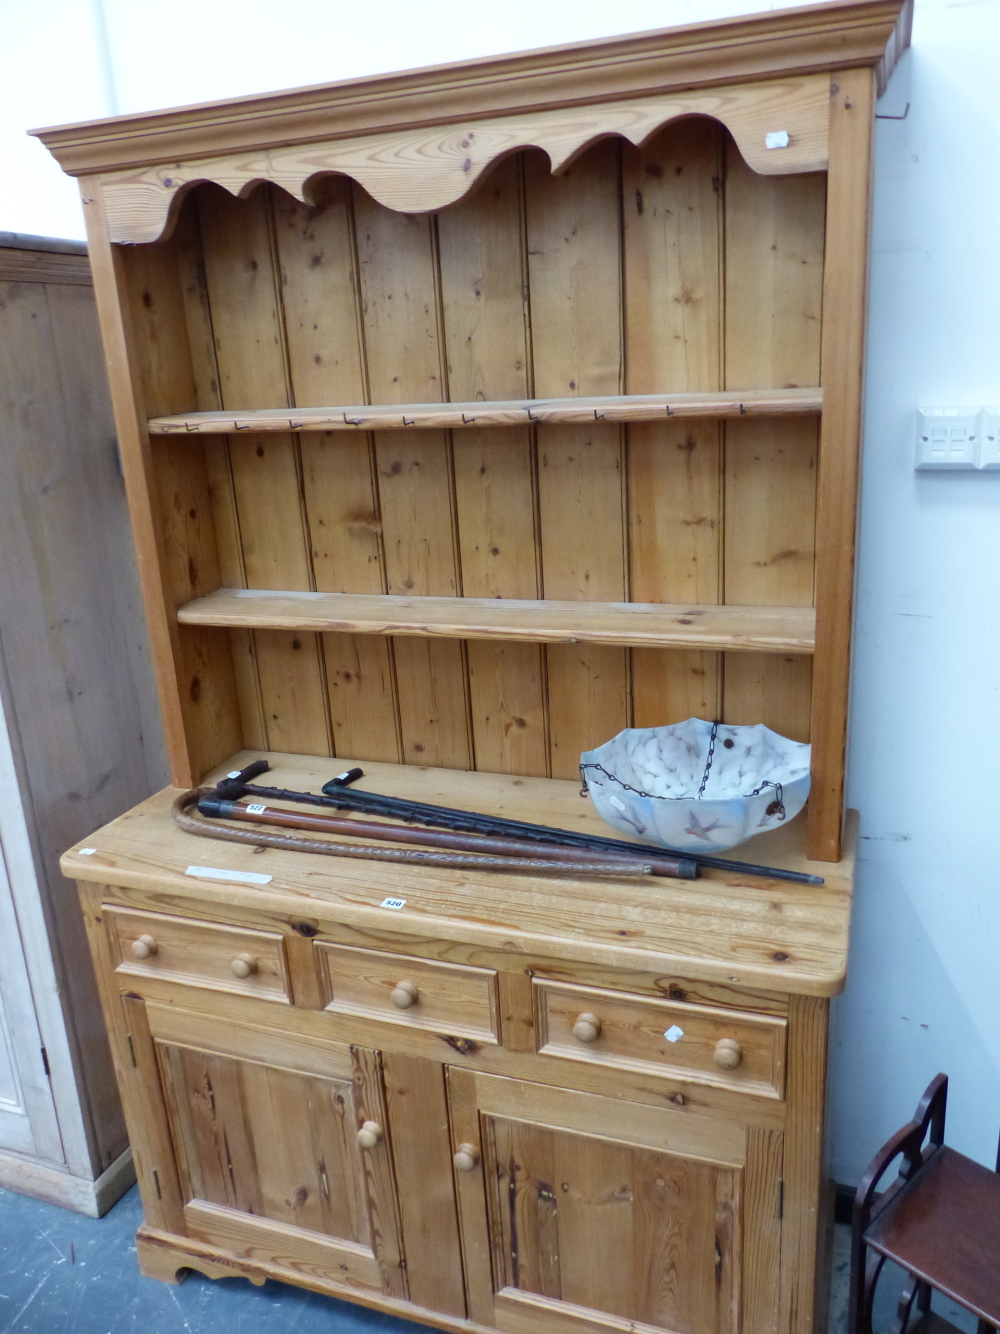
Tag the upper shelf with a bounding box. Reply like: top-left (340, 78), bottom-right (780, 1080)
top-left (148, 387), bottom-right (823, 435)
top-left (176, 589), bottom-right (816, 654)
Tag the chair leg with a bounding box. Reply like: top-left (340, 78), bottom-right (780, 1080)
top-left (850, 1244), bottom-right (886, 1334)
top-left (893, 1273), bottom-right (932, 1334)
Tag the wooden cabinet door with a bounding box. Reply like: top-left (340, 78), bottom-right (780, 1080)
top-left (142, 1000), bottom-right (407, 1301)
top-left (448, 1069), bottom-right (783, 1334)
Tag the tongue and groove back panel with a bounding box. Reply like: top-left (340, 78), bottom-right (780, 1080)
top-left (119, 119), bottom-right (826, 784)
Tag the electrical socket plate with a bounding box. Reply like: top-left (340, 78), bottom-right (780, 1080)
top-left (915, 408), bottom-right (980, 469)
top-left (978, 408), bottom-right (1000, 469)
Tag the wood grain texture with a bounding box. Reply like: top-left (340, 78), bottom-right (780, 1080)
top-left (183, 1200), bottom-right (383, 1291)
top-left (148, 388), bottom-right (823, 433)
top-left (88, 77), bottom-right (833, 245)
top-left (381, 1052), bottom-right (466, 1316)
top-left (807, 68), bottom-right (876, 861)
top-left (0, 246), bottom-right (92, 285)
top-left (79, 181), bottom-right (194, 785)
top-left (36, 5), bottom-right (912, 177)
top-left (171, 198), bottom-right (270, 756)
top-left (118, 228), bottom-right (242, 776)
top-left (743, 1126), bottom-right (785, 1334)
top-left (65, 753), bottom-right (856, 996)
top-left (197, 184), bottom-right (332, 758)
top-left (779, 994), bottom-right (830, 1334)
top-left (111, 966), bottom-right (789, 1130)
top-left (478, 1080), bottom-right (741, 1332)
top-left (76, 884), bottom-right (184, 1230)
top-left (722, 137), bottom-right (826, 743)
top-left (498, 970), bottom-right (536, 1054)
top-left (133, 1221), bottom-right (495, 1329)
top-left (439, 155), bottom-right (548, 777)
top-left (350, 1044), bottom-right (408, 1299)
top-left (177, 589), bottom-right (816, 652)
top-left (353, 188), bottom-right (471, 769)
top-left (0, 265), bottom-right (170, 1178)
top-left (273, 177), bottom-right (402, 762)
top-left (533, 980), bottom-right (786, 1098)
top-left (160, 1045), bottom-right (369, 1242)
top-left (107, 905), bottom-right (290, 1002)
top-left (315, 941), bottom-right (499, 1042)
top-left (623, 118), bottom-right (724, 726)
top-left (445, 1065), bottom-right (495, 1326)
top-left (526, 143), bottom-right (628, 775)
top-left (53, 23), bottom-right (890, 1329)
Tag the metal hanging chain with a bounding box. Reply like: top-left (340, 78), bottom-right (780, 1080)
top-left (696, 720), bottom-right (720, 797)
top-left (580, 721), bottom-right (721, 800)
top-left (581, 719), bottom-right (785, 817)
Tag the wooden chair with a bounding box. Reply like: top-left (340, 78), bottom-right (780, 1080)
top-left (849, 1074), bottom-right (1000, 1334)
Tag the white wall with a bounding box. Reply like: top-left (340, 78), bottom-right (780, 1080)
top-left (3, 0), bottom-right (998, 1185)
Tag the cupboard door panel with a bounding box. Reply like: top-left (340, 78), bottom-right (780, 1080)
top-left (486, 1117), bottom-right (737, 1334)
top-left (450, 1070), bottom-right (781, 1334)
top-left (154, 1024), bottom-right (405, 1299)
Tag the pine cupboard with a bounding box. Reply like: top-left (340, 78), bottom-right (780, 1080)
top-left (41, 1), bottom-right (909, 1328)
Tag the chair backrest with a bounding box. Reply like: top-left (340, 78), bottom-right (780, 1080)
top-left (847, 1073), bottom-right (948, 1334)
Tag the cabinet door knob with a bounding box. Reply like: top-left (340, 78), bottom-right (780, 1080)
top-left (572, 1012), bottom-right (602, 1043)
top-left (131, 934), bottom-right (157, 960)
top-left (231, 953), bottom-right (258, 979)
top-left (357, 1120), bottom-right (383, 1149)
top-left (714, 1038), bottom-right (743, 1070)
top-left (391, 980), bottom-right (419, 1009)
top-left (454, 1143), bottom-right (480, 1173)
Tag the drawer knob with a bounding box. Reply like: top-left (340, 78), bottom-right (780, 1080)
top-left (357, 1120), bottom-right (383, 1150)
top-left (453, 1143), bottom-right (480, 1173)
top-left (391, 980), bottom-right (419, 1010)
top-left (572, 1012), bottom-right (602, 1043)
top-left (131, 934), bottom-right (158, 960)
top-left (714, 1038), bottom-right (743, 1070)
top-left (231, 953), bottom-right (258, 979)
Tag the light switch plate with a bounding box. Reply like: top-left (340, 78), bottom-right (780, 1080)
top-left (915, 408), bottom-right (980, 469)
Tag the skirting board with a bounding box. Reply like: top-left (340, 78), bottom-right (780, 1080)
top-left (0, 1145), bottom-right (134, 1218)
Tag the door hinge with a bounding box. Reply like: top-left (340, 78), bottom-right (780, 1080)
top-left (126, 1035), bottom-right (137, 1067)
top-left (40, 1047), bottom-right (51, 1077)
top-left (778, 1177), bottom-right (784, 1219)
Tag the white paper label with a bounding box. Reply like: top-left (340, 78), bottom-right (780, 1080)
top-left (765, 130), bottom-right (790, 149)
top-left (185, 865), bottom-right (273, 886)
top-left (609, 795), bottom-right (627, 812)
top-left (664, 1025), bottom-right (684, 1043)
top-left (381, 897), bottom-right (406, 910)
top-left (226, 770), bottom-right (242, 778)
top-left (245, 803), bottom-right (267, 815)
top-left (78, 847), bottom-right (97, 856)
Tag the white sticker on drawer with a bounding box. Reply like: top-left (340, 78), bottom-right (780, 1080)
top-left (78, 847), bottom-right (97, 855)
top-left (664, 1025), bottom-right (684, 1043)
top-left (185, 865), bottom-right (273, 885)
top-left (381, 897), bottom-right (406, 910)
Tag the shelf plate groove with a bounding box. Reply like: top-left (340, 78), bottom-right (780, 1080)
top-left (149, 387), bottom-right (823, 435)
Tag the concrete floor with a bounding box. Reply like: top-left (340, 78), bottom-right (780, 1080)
top-left (0, 1184), bottom-right (982, 1334)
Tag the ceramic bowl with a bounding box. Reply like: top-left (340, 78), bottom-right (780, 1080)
top-left (580, 717), bottom-right (811, 853)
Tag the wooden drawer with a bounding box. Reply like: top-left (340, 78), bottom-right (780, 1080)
top-left (315, 942), bottom-right (499, 1045)
top-left (534, 979), bottom-right (786, 1098)
top-left (106, 906), bottom-right (291, 1003)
